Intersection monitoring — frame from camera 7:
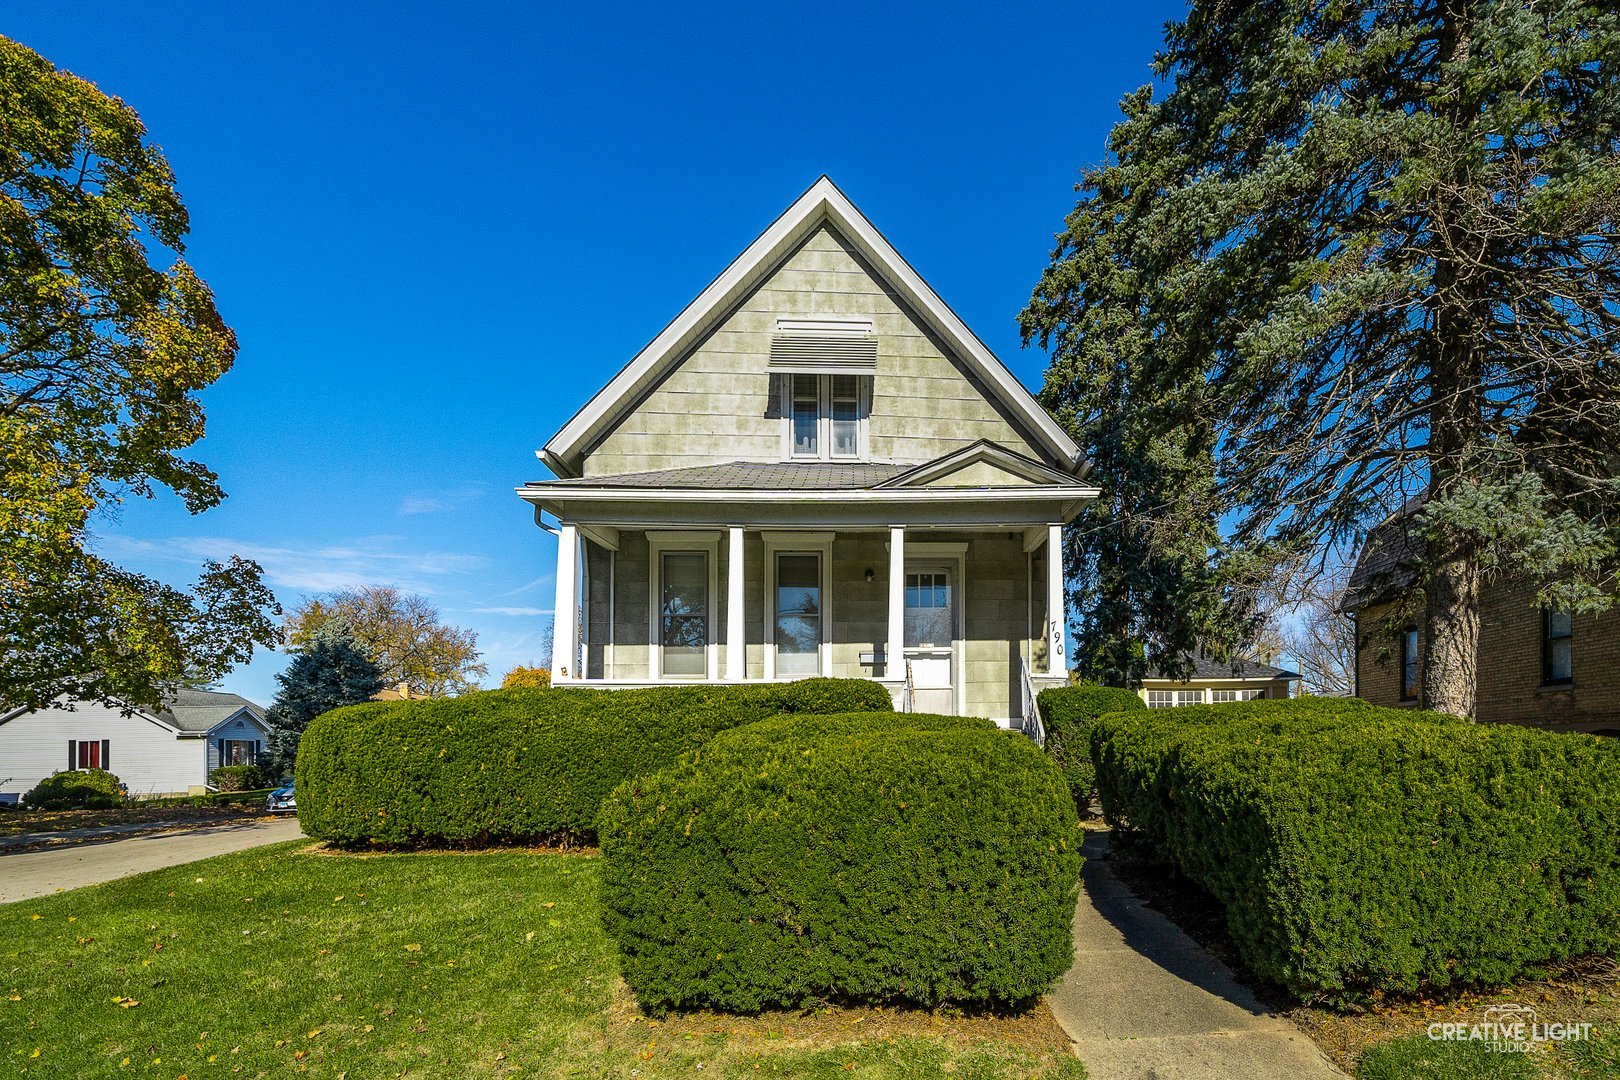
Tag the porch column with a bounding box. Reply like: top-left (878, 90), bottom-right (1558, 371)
top-left (887, 525), bottom-right (905, 678)
top-left (726, 526), bottom-right (745, 680)
top-left (1045, 523), bottom-right (1066, 676)
top-left (552, 522), bottom-right (579, 682)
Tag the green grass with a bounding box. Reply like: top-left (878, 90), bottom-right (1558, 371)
top-left (1356, 1035), bottom-right (1541, 1080)
top-left (1, 841), bottom-right (1084, 1078)
top-left (1559, 1029), bottom-right (1620, 1079)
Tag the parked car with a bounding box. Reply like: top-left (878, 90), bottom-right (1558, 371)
top-left (265, 782), bottom-right (296, 814)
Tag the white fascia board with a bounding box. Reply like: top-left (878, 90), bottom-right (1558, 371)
top-left (538, 176), bottom-right (1085, 476)
top-left (516, 484), bottom-right (1098, 505)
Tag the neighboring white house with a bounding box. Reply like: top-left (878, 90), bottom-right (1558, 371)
top-left (1137, 657), bottom-right (1299, 708)
top-left (517, 176), bottom-right (1098, 730)
top-left (0, 688), bottom-right (270, 802)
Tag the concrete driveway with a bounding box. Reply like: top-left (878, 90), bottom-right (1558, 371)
top-left (0, 816), bottom-right (306, 903)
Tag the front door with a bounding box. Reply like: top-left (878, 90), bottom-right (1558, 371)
top-left (904, 565), bottom-right (956, 714)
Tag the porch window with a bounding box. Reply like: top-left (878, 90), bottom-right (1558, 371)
top-left (1210, 689), bottom-right (1266, 703)
top-left (1145, 690), bottom-right (1175, 708)
top-left (1176, 689), bottom-right (1204, 707)
top-left (785, 374), bottom-right (868, 460)
top-left (904, 572), bottom-right (952, 647)
top-left (660, 551), bottom-right (709, 677)
top-left (1543, 609), bottom-right (1573, 685)
top-left (774, 553), bottom-right (822, 675)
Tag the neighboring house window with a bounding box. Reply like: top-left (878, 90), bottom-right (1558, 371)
top-left (774, 553), bottom-right (822, 676)
top-left (784, 374), bottom-right (868, 461)
top-left (220, 739), bottom-right (260, 765)
top-left (1400, 627), bottom-right (1420, 701)
top-left (1146, 690), bottom-right (1175, 708)
top-left (659, 551), bottom-right (709, 677)
top-left (70, 739), bottom-right (109, 770)
top-left (1210, 690), bottom-right (1238, 703)
top-left (1543, 609), bottom-right (1573, 685)
top-left (1176, 689), bottom-right (1204, 707)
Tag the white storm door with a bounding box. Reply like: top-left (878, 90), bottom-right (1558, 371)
top-left (904, 565), bottom-right (956, 714)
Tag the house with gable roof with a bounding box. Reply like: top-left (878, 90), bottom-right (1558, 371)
top-left (0, 688), bottom-right (270, 801)
top-left (517, 177), bottom-right (1097, 728)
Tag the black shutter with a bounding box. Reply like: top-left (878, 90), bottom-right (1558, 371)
top-left (101, 739), bottom-right (110, 770)
top-left (68, 740), bottom-right (76, 771)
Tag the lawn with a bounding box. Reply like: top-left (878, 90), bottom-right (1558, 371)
top-left (1, 841), bottom-right (1085, 1078)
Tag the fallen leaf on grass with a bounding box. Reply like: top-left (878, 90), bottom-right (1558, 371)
top-left (404, 943), bottom-right (422, 952)
top-left (112, 996), bottom-right (139, 1008)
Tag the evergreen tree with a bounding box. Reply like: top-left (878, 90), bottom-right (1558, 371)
top-left (264, 622), bottom-right (383, 774)
top-left (1027, 1), bottom-right (1620, 716)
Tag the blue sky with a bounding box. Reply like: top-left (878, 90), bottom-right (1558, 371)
top-left (8, 1), bottom-right (1184, 705)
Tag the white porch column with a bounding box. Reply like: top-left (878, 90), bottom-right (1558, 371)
top-left (1045, 523), bottom-right (1066, 676)
top-left (552, 522), bottom-right (579, 682)
top-left (887, 525), bottom-right (906, 678)
top-left (726, 526), bottom-right (745, 680)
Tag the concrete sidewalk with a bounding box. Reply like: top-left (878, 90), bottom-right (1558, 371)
top-left (1047, 832), bottom-right (1346, 1080)
top-left (0, 816), bottom-right (305, 903)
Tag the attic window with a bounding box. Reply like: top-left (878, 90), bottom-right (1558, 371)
top-left (768, 319), bottom-right (877, 374)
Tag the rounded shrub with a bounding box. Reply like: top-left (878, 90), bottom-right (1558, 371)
top-left (24, 769), bottom-right (128, 810)
top-left (208, 764), bottom-right (268, 792)
top-left (598, 712), bottom-right (1083, 1013)
top-left (1035, 684), bottom-right (1145, 809)
top-left (295, 678), bottom-right (893, 846)
top-left (1090, 698), bottom-right (1617, 1002)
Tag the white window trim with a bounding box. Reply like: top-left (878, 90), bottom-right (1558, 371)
top-left (780, 374), bottom-right (870, 462)
top-left (647, 531), bottom-right (720, 681)
top-left (762, 532), bottom-right (835, 680)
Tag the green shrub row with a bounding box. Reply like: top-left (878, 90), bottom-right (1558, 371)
top-left (1090, 699), bottom-right (1620, 1002)
top-left (294, 678), bottom-right (892, 846)
top-left (1035, 685), bottom-right (1144, 809)
top-left (208, 764), bottom-right (268, 792)
top-left (23, 769), bottom-right (128, 810)
top-left (599, 712), bottom-right (1082, 1012)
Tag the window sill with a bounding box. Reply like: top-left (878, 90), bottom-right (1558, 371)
top-left (1537, 682), bottom-right (1575, 694)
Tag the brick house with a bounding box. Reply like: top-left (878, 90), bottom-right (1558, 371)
top-left (1341, 505), bottom-right (1620, 732)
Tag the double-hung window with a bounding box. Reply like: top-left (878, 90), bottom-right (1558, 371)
top-left (1543, 609), bottom-right (1573, 685)
top-left (785, 373), bottom-right (867, 460)
top-left (1146, 690), bottom-right (1175, 708)
top-left (70, 739), bottom-right (109, 770)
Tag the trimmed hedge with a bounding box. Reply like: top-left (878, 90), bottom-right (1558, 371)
top-left (23, 769), bottom-right (128, 810)
top-left (1091, 698), bottom-right (1620, 1002)
top-left (599, 712), bottom-right (1083, 1013)
top-left (209, 764), bottom-right (267, 792)
top-left (1036, 685), bottom-right (1145, 809)
top-left (295, 678), bottom-right (892, 846)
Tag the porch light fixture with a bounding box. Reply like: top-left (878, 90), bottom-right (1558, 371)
top-left (864, 567), bottom-right (875, 582)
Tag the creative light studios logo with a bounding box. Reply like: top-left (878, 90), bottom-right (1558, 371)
top-left (1427, 1003), bottom-right (1595, 1053)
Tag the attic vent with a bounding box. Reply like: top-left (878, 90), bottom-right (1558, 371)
top-left (767, 319), bottom-right (877, 374)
